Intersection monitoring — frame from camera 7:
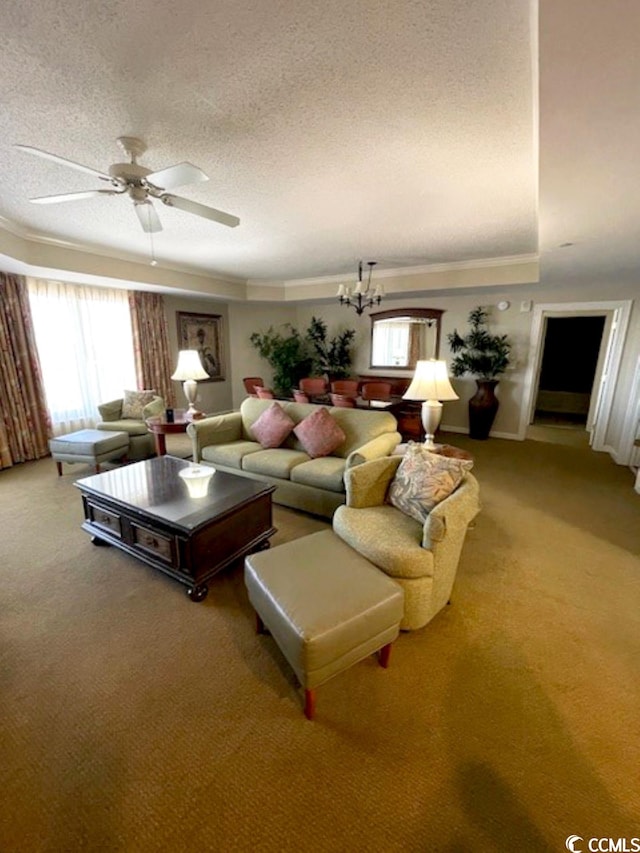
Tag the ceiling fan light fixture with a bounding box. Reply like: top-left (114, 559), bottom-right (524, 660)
top-left (15, 137), bottom-right (240, 233)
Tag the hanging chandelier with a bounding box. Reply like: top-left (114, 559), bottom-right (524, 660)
top-left (337, 261), bottom-right (384, 315)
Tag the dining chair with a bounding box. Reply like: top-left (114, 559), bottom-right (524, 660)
top-left (243, 376), bottom-right (264, 397)
top-left (330, 393), bottom-right (357, 408)
top-left (360, 381), bottom-right (393, 406)
top-left (330, 379), bottom-right (359, 396)
top-left (256, 387), bottom-right (275, 399)
top-left (299, 377), bottom-right (329, 398)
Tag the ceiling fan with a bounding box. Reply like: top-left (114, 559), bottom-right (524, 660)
top-left (14, 136), bottom-right (240, 233)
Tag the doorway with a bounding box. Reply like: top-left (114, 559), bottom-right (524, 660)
top-left (533, 316), bottom-right (605, 429)
top-left (519, 300), bottom-right (632, 452)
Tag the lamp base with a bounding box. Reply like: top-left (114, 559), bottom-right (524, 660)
top-left (183, 380), bottom-right (204, 421)
top-left (185, 405), bottom-right (205, 421)
top-left (421, 399), bottom-right (443, 450)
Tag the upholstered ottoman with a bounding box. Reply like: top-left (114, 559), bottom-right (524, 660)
top-left (49, 429), bottom-right (129, 476)
top-left (244, 529), bottom-right (404, 720)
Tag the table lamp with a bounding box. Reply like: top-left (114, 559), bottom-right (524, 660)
top-left (171, 350), bottom-right (208, 420)
top-left (403, 359), bottom-right (459, 450)
top-left (178, 464), bottom-right (215, 498)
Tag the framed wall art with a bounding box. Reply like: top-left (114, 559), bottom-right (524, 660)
top-left (176, 311), bottom-right (224, 382)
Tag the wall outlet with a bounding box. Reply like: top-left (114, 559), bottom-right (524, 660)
top-left (520, 300), bottom-right (532, 313)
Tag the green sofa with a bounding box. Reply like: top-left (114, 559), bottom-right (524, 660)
top-left (187, 397), bottom-right (402, 517)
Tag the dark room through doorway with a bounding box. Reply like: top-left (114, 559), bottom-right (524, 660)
top-left (533, 316), bottom-right (606, 429)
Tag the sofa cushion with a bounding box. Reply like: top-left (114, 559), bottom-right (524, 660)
top-left (97, 419), bottom-right (150, 437)
top-left (243, 448), bottom-right (310, 479)
top-left (250, 402), bottom-right (295, 448)
top-left (201, 440), bottom-right (263, 469)
top-left (388, 443), bottom-right (474, 523)
top-left (122, 389), bottom-right (156, 419)
top-left (290, 457), bottom-right (347, 493)
top-left (333, 504), bottom-right (435, 579)
top-left (293, 407), bottom-right (346, 458)
top-left (328, 407), bottom-right (398, 458)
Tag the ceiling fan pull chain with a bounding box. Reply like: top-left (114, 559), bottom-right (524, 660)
top-left (149, 224), bottom-right (157, 266)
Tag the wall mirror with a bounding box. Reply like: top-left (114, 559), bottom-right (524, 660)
top-left (370, 308), bottom-right (444, 369)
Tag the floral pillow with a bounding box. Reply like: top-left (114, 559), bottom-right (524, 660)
top-left (122, 389), bottom-right (157, 419)
top-left (388, 442), bottom-right (474, 523)
top-left (293, 407), bottom-right (346, 458)
top-left (251, 402), bottom-right (295, 448)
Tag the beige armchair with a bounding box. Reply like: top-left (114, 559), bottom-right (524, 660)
top-left (332, 455), bottom-right (480, 630)
top-left (96, 395), bottom-right (164, 460)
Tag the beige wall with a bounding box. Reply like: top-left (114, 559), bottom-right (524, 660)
top-left (227, 302), bottom-right (298, 408)
top-left (290, 278), bottom-right (639, 449)
top-left (293, 295), bottom-right (529, 439)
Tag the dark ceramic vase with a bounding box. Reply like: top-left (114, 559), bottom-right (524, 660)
top-left (468, 379), bottom-right (499, 440)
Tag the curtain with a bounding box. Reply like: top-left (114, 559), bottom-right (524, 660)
top-left (128, 290), bottom-right (175, 406)
top-left (0, 273), bottom-right (51, 468)
top-left (27, 278), bottom-right (137, 435)
top-left (409, 323), bottom-right (422, 366)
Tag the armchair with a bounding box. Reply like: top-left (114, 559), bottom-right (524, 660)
top-left (96, 394), bottom-right (164, 460)
top-left (332, 455), bottom-right (480, 630)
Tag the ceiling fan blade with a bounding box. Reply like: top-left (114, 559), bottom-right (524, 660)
top-left (14, 144), bottom-right (112, 181)
top-left (145, 162), bottom-right (208, 191)
top-left (29, 189), bottom-right (122, 204)
top-left (134, 201), bottom-right (163, 233)
top-left (160, 193), bottom-right (240, 228)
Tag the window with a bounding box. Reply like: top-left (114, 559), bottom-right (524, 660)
top-left (27, 278), bottom-right (137, 435)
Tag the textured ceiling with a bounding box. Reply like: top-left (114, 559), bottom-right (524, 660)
top-left (0, 0), bottom-right (537, 283)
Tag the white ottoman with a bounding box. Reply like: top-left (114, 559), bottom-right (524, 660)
top-left (245, 530), bottom-right (404, 720)
top-left (49, 429), bottom-right (129, 476)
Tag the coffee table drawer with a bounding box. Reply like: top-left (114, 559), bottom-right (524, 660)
top-left (87, 501), bottom-right (122, 538)
top-left (131, 522), bottom-right (175, 564)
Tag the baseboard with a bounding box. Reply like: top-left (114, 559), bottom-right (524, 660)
top-left (441, 424), bottom-right (522, 441)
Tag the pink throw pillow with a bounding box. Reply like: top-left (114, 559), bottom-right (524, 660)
top-left (251, 402), bottom-right (295, 448)
top-left (293, 407), bottom-right (346, 458)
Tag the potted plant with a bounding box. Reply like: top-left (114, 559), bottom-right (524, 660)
top-left (447, 306), bottom-right (511, 439)
top-left (305, 316), bottom-right (356, 381)
top-left (249, 325), bottom-right (314, 398)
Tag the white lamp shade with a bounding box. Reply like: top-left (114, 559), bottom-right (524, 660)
top-left (178, 464), bottom-right (215, 498)
top-left (171, 350), bottom-right (209, 381)
top-left (403, 359), bottom-right (459, 402)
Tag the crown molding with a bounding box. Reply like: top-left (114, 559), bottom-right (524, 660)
top-left (0, 214), bottom-right (244, 286)
top-left (247, 254), bottom-right (540, 290)
top-left (0, 213), bottom-right (539, 301)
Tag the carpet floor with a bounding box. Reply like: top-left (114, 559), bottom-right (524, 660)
top-left (1, 433), bottom-right (639, 852)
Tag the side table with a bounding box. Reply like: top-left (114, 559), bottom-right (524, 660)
top-left (146, 410), bottom-right (192, 456)
top-left (393, 442), bottom-right (474, 463)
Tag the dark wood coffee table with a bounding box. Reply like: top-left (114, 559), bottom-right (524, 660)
top-left (75, 456), bottom-right (276, 601)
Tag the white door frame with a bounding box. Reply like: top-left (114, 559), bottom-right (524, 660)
top-left (518, 300), bottom-right (632, 452)
top-left (617, 354), bottom-right (640, 470)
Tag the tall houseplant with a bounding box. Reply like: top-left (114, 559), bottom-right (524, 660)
top-left (305, 316), bottom-right (356, 380)
top-left (249, 317), bottom-right (356, 397)
top-left (447, 306), bottom-right (511, 439)
top-left (249, 325), bottom-right (314, 398)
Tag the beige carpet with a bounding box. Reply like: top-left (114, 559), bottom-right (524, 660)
top-left (1, 433), bottom-right (639, 852)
